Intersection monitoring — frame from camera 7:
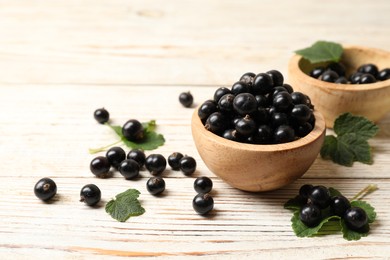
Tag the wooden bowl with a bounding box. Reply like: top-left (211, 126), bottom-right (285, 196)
top-left (191, 109), bottom-right (326, 192)
top-left (288, 45), bottom-right (390, 128)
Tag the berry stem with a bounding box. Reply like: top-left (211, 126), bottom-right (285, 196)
top-left (88, 140), bottom-right (122, 154)
top-left (351, 184), bottom-right (378, 201)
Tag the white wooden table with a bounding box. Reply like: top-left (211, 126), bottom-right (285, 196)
top-left (1, 1), bottom-right (390, 258)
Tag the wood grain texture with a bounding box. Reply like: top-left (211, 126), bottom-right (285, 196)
top-left (0, 0), bottom-right (390, 258)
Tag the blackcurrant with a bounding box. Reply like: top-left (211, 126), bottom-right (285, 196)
top-left (119, 159), bottom-right (140, 180)
top-left (296, 122), bottom-right (313, 137)
top-left (205, 112), bottom-right (227, 134)
top-left (253, 125), bottom-right (272, 144)
top-left (239, 72), bottom-right (256, 85)
top-left (330, 195), bottom-right (351, 217)
top-left (299, 204), bottom-right (322, 227)
top-left (127, 149), bottom-right (146, 168)
top-left (80, 184), bottom-right (101, 206)
top-left (255, 94), bottom-right (268, 108)
top-left (267, 70), bottom-right (284, 87)
top-left (198, 100), bottom-right (218, 120)
top-left (299, 184), bottom-right (313, 199)
top-left (213, 87), bottom-right (231, 103)
top-left (335, 77), bottom-right (348, 84)
top-left (145, 154), bottom-right (166, 175)
top-left (231, 81), bottom-right (250, 95)
top-left (350, 72), bottom-right (363, 84)
top-left (291, 92), bottom-right (309, 105)
top-left (94, 108), bottom-right (109, 124)
top-left (106, 146), bottom-right (126, 168)
top-left (218, 93), bottom-right (235, 113)
top-left (309, 185), bottom-right (331, 209)
top-left (122, 119), bottom-right (144, 142)
top-left (290, 104), bottom-right (312, 123)
top-left (193, 193), bottom-right (214, 215)
top-left (357, 63), bottom-right (379, 78)
top-left (309, 67), bottom-right (325, 78)
top-left (273, 92), bottom-right (293, 112)
top-left (180, 156), bottom-right (197, 175)
top-left (270, 112), bottom-right (289, 128)
top-left (359, 74), bottom-right (377, 84)
top-left (344, 207), bottom-right (368, 231)
top-left (252, 73), bottom-right (274, 94)
top-left (34, 177), bottom-right (57, 201)
top-left (319, 70), bottom-right (339, 83)
top-left (233, 93), bottom-right (257, 115)
top-left (377, 68), bottom-right (390, 81)
top-left (274, 125), bottom-right (295, 143)
top-left (222, 129), bottom-right (242, 142)
top-left (179, 92), bottom-right (194, 108)
top-left (194, 176), bottom-right (213, 194)
top-left (327, 62), bottom-right (346, 77)
top-left (282, 83), bottom-right (294, 94)
top-left (146, 177), bottom-right (166, 195)
top-left (90, 156), bottom-right (111, 178)
top-left (168, 152), bottom-right (184, 170)
top-left (235, 115), bottom-right (256, 136)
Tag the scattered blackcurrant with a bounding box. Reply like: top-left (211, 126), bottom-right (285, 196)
top-left (119, 159), bottom-right (140, 179)
top-left (330, 195), bottom-right (351, 217)
top-left (194, 177), bottom-right (213, 194)
top-left (179, 92), bottom-right (194, 108)
top-left (127, 149), bottom-right (146, 168)
top-left (80, 184), bottom-right (101, 206)
top-left (122, 119), bottom-right (144, 142)
top-left (344, 207), bottom-right (368, 231)
top-left (168, 152), bottom-right (184, 170)
top-left (90, 156), bottom-right (111, 178)
top-left (94, 108), bottom-right (110, 124)
top-left (106, 146), bottom-right (126, 168)
top-left (309, 185), bottom-right (331, 209)
top-left (146, 177), bottom-right (166, 195)
top-left (300, 204), bottom-right (322, 227)
top-left (193, 193), bottom-right (214, 215)
top-left (34, 177), bottom-right (57, 201)
top-left (145, 154), bottom-right (166, 175)
top-left (180, 156), bottom-right (197, 176)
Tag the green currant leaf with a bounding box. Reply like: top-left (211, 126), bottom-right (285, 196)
top-left (340, 219), bottom-right (369, 241)
top-left (105, 189), bottom-right (145, 222)
top-left (291, 211), bottom-right (341, 237)
top-left (334, 113), bottom-right (379, 140)
top-left (329, 187), bottom-right (342, 197)
top-left (143, 120), bottom-right (156, 132)
top-left (351, 200), bottom-right (376, 223)
top-left (295, 41), bottom-right (343, 63)
top-left (284, 195), bottom-right (305, 211)
top-left (320, 135), bottom-right (337, 160)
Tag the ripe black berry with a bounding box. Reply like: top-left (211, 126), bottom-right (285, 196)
top-left (94, 108), bottom-right (110, 124)
top-left (327, 62), bottom-right (346, 77)
top-left (255, 94), bottom-right (268, 108)
top-left (290, 104), bottom-right (312, 123)
top-left (291, 92), bottom-right (309, 105)
top-left (357, 63), bottom-right (379, 78)
top-left (193, 193), bottom-right (214, 215)
top-left (119, 159), bottom-right (140, 179)
top-left (231, 81), bottom-right (250, 95)
top-left (296, 122), bottom-right (313, 137)
top-left (218, 93), bottom-right (235, 113)
top-left (299, 204), bottom-right (322, 227)
top-left (168, 152), bottom-right (184, 170)
top-left (194, 177), bottom-right (213, 194)
top-left (344, 207), bottom-right (368, 231)
top-left (235, 115), bottom-right (256, 136)
top-left (267, 70), bottom-right (284, 87)
top-left (239, 72), bottom-right (255, 85)
top-left (127, 149), bottom-right (146, 168)
top-left (90, 156), bottom-right (111, 177)
top-left (274, 125), bottom-right (295, 143)
top-left (270, 112), bottom-right (289, 128)
top-left (34, 178), bottom-right (57, 201)
top-left (198, 100), bottom-right (218, 121)
top-left (205, 112), bottom-right (227, 134)
top-left (359, 74), bottom-right (377, 84)
top-left (253, 73), bottom-right (274, 94)
top-left (350, 72), bottom-right (363, 84)
top-left (299, 184), bottom-right (313, 199)
top-left (335, 77), bottom-right (348, 84)
top-left (146, 177), bottom-right (166, 195)
top-left (253, 124), bottom-right (272, 144)
top-left (330, 195), bottom-right (351, 217)
top-left (122, 119), bottom-right (144, 142)
top-left (309, 185), bottom-right (331, 209)
top-left (319, 70), bottom-right (339, 83)
top-left (213, 87), bottom-right (231, 103)
top-left (310, 67), bottom-right (325, 79)
top-left (273, 92), bottom-right (293, 112)
top-left (233, 93), bottom-right (257, 115)
top-left (180, 156), bottom-right (197, 175)
top-left (222, 129), bottom-right (242, 142)
top-left (145, 154), bottom-right (166, 175)
top-left (80, 184), bottom-right (101, 206)
top-left (179, 92), bottom-right (194, 108)
top-left (106, 146), bottom-right (126, 168)
top-left (377, 68), bottom-right (390, 81)
top-left (282, 83), bottom-right (294, 94)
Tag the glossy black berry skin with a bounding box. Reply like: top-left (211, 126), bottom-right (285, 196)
top-left (299, 184), bottom-right (314, 199)
top-left (357, 63), bottom-right (379, 78)
top-left (235, 115), bottom-right (256, 136)
top-left (282, 83), bottom-right (294, 94)
top-left (327, 62), bottom-right (346, 77)
top-left (273, 92), bottom-right (293, 112)
top-left (291, 104), bottom-right (312, 123)
top-left (180, 156), bottom-right (197, 175)
top-left (194, 177), bottom-right (213, 194)
top-left (239, 72), bottom-right (256, 85)
top-left (213, 87), bottom-right (231, 103)
top-left (94, 108), bottom-right (110, 124)
top-left (90, 156), bottom-right (111, 177)
top-left (80, 184), bottom-right (101, 206)
top-left (205, 112), bottom-right (227, 134)
top-left (146, 177), bottom-right (166, 195)
top-left (198, 100), bottom-right (218, 121)
top-left (222, 129), bottom-right (242, 142)
top-left (377, 68), bottom-right (390, 81)
top-left (193, 193), bottom-right (214, 215)
top-left (300, 204), bottom-right (322, 227)
top-left (359, 74), bottom-right (377, 84)
top-left (231, 81), bottom-right (250, 95)
top-left (233, 93), bottom-right (257, 115)
top-left (270, 112), bottom-right (289, 128)
top-left (145, 154), bottom-right (166, 175)
top-left (296, 122), bottom-right (313, 137)
top-left (344, 207), bottom-right (368, 231)
top-left (350, 72), bottom-right (363, 84)
top-left (267, 70), bottom-right (284, 87)
top-left (34, 178), bottom-right (57, 201)
top-left (319, 70), bottom-right (339, 83)
top-left (122, 119), bottom-right (144, 142)
top-left (253, 125), bottom-right (272, 144)
top-left (179, 92), bottom-right (194, 108)
top-left (168, 152), bottom-right (184, 170)
top-left (218, 94), bottom-right (235, 113)
top-left (310, 67), bottom-right (325, 78)
top-left (330, 195), bottom-right (351, 217)
top-left (253, 73), bottom-right (274, 94)
top-left (127, 149), bottom-right (146, 168)
top-left (335, 77), bottom-right (348, 84)
top-left (291, 92), bottom-right (309, 105)
top-left (106, 146), bottom-right (126, 168)
top-left (119, 159), bottom-right (140, 179)
top-left (309, 185), bottom-right (331, 209)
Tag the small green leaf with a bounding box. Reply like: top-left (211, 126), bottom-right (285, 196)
top-left (284, 195), bottom-right (304, 211)
top-left (329, 187), bottom-right (342, 197)
top-left (105, 189), bottom-right (145, 222)
top-left (291, 211), bottom-right (341, 237)
top-left (351, 200), bottom-right (376, 223)
top-left (341, 220), bottom-right (369, 241)
top-left (295, 41), bottom-right (343, 63)
top-left (320, 135), bottom-right (337, 159)
top-left (334, 113), bottom-right (379, 139)
top-left (143, 120), bottom-right (156, 132)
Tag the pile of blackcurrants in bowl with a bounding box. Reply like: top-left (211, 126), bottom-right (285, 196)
top-left (198, 70), bottom-right (315, 144)
top-left (310, 62), bottom-right (390, 84)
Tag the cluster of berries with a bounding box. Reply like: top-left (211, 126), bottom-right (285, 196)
top-left (310, 62), bottom-right (390, 84)
top-left (198, 70), bottom-right (316, 144)
top-left (298, 184), bottom-right (368, 232)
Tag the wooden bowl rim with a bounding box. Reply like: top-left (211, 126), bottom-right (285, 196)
top-left (191, 108), bottom-right (326, 152)
top-left (289, 45), bottom-right (390, 92)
